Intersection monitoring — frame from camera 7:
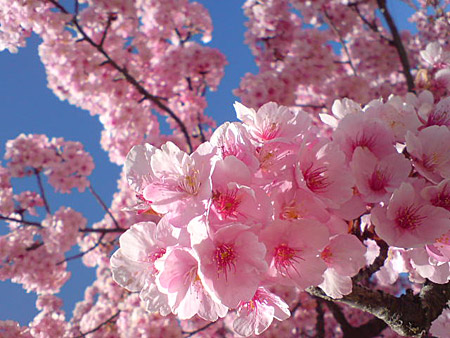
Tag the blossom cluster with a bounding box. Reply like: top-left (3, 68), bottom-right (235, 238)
top-left (4, 134), bottom-right (94, 193)
top-left (111, 95), bottom-right (449, 336)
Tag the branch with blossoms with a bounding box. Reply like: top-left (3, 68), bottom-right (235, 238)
top-left (322, 8), bottom-right (358, 76)
top-left (47, 0), bottom-right (194, 153)
top-left (74, 311), bottom-right (120, 338)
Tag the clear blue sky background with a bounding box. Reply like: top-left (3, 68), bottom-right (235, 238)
top-left (0, 1), bottom-right (416, 326)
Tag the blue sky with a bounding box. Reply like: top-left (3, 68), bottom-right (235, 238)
top-left (0, 1), bottom-right (416, 325)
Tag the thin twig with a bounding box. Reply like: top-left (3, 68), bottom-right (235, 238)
top-left (47, 0), bottom-right (193, 153)
top-left (348, 2), bottom-right (392, 43)
top-left (26, 241), bottom-right (44, 251)
top-left (323, 9), bottom-right (358, 76)
top-left (0, 215), bottom-right (43, 227)
top-left (58, 232), bottom-right (106, 265)
top-left (376, 0), bottom-right (415, 92)
top-left (79, 227), bottom-right (125, 233)
top-left (88, 184), bottom-right (121, 229)
top-left (34, 169), bottom-right (51, 214)
top-left (74, 0), bottom-right (79, 16)
top-left (73, 311), bottom-right (120, 338)
top-left (295, 104), bottom-right (326, 109)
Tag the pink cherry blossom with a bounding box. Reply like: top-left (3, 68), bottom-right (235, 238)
top-left (406, 126), bottom-right (450, 183)
top-left (142, 141), bottom-right (217, 227)
top-left (260, 219), bottom-right (329, 289)
top-left (333, 113), bottom-right (396, 162)
top-left (318, 234), bottom-right (367, 298)
top-left (235, 101), bottom-right (311, 144)
top-left (233, 287), bottom-right (290, 337)
top-left (155, 247), bottom-right (228, 321)
top-left (296, 140), bottom-right (354, 208)
top-left (350, 147), bottom-right (411, 203)
top-left (371, 182), bottom-right (450, 248)
top-left (193, 223), bottom-right (268, 308)
top-left (429, 306), bottom-right (450, 338)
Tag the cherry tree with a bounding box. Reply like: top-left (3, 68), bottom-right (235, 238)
top-left (1, 0), bottom-right (450, 337)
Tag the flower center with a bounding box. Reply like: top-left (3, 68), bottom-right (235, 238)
top-left (395, 205), bottom-right (425, 230)
top-left (178, 168), bottom-right (200, 195)
top-left (212, 189), bottom-right (240, 219)
top-left (214, 243), bottom-right (236, 280)
top-left (352, 133), bottom-right (376, 151)
top-left (422, 152), bottom-right (443, 171)
top-left (280, 201), bottom-right (305, 220)
top-left (369, 169), bottom-right (389, 191)
top-left (431, 188), bottom-right (450, 211)
top-left (320, 246), bottom-right (333, 264)
top-left (303, 164), bottom-right (330, 192)
top-left (274, 243), bottom-right (303, 276)
top-left (261, 122), bottom-right (279, 140)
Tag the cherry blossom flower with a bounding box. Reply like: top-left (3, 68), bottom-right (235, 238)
top-left (193, 223), bottom-right (268, 308)
top-left (235, 101), bottom-right (311, 144)
top-left (233, 287), bottom-right (291, 336)
top-left (142, 141), bottom-right (218, 227)
top-left (406, 126), bottom-right (450, 183)
top-left (260, 219), bottom-right (329, 289)
top-left (371, 182), bottom-right (450, 248)
top-left (350, 147), bottom-right (411, 203)
top-left (155, 247), bottom-right (228, 321)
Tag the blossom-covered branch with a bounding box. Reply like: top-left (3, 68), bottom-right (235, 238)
top-left (47, 0), bottom-right (194, 153)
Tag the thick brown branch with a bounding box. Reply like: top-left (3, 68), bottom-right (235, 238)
top-left (315, 299), bottom-right (325, 338)
top-left (307, 281), bottom-right (450, 337)
top-left (47, 0), bottom-right (193, 153)
top-left (376, 0), bottom-right (415, 92)
top-left (325, 300), bottom-right (387, 338)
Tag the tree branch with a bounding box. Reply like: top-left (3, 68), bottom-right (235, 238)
top-left (315, 299), bottom-right (325, 338)
top-left (347, 2), bottom-right (392, 43)
top-left (325, 300), bottom-right (387, 338)
top-left (47, 0), bottom-right (193, 153)
top-left (88, 184), bottom-right (121, 229)
top-left (376, 0), bottom-right (415, 92)
top-left (34, 169), bottom-right (50, 214)
top-left (74, 311), bottom-right (120, 338)
top-left (322, 9), bottom-right (358, 76)
top-left (58, 232), bottom-right (107, 265)
top-left (353, 240), bottom-right (388, 283)
top-left (182, 321), bottom-right (217, 337)
top-left (79, 227), bottom-right (125, 233)
top-left (0, 215), bottom-right (43, 227)
top-left (307, 281), bottom-right (450, 337)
